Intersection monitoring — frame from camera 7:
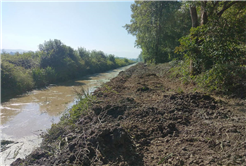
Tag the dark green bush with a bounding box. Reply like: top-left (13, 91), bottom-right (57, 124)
top-left (196, 64), bottom-right (246, 93)
top-left (1, 39), bottom-right (134, 100)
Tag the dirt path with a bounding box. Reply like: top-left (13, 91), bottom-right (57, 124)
top-left (11, 63), bottom-right (246, 166)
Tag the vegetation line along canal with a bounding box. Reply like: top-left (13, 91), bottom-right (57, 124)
top-left (0, 64), bottom-right (135, 166)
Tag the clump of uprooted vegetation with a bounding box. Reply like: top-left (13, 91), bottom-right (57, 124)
top-left (11, 63), bottom-right (246, 166)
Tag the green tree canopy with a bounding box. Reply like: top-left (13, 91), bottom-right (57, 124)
top-left (124, 1), bottom-right (190, 63)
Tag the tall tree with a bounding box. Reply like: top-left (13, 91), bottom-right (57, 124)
top-left (185, 0), bottom-right (246, 75)
top-left (124, 1), bottom-right (190, 63)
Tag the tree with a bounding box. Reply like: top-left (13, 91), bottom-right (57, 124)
top-left (39, 39), bottom-right (66, 68)
top-left (124, 1), bottom-right (190, 63)
top-left (177, 1), bottom-right (246, 75)
top-left (78, 47), bottom-right (90, 62)
top-left (137, 52), bottom-right (144, 62)
top-left (39, 39), bottom-right (63, 54)
top-left (108, 54), bottom-right (116, 64)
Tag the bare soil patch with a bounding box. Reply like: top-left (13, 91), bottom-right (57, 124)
top-left (12, 63), bottom-right (246, 166)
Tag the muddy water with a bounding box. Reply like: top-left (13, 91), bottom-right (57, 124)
top-left (0, 64), bottom-right (135, 165)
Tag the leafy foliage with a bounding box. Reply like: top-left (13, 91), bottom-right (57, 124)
top-left (174, 1), bottom-right (246, 93)
top-left (126, 1), bottom-right (246, 94)
top-left (32, 67), bottom-right (57, 87)
top-left (176, 12), bottom-right (246, 73)
top-left (1, 61), bottom-right (34, 95)
top-left (196, 64), bottom-right (246, 93)
top-left (124, 1), bottom-right (190, 63)
top-left (1, 39), bottom-right (134, 100)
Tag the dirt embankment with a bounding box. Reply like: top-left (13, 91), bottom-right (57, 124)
top-left (12, 63), bottom-right (246, 165)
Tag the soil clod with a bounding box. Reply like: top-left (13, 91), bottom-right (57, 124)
top-left (11, 63), bottom-right (246, 166)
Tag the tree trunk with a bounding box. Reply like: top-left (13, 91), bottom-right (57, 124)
top-left (155, 2), bottom-right (163, 64)
top-left (201, 1), bottom-right (208, 25)
top-left (189, 5), bottom-right (199, 75)
top-left (190, 5), bottom-right (199, 28)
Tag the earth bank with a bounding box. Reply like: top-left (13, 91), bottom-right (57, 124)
top-left (11, 63), bottom-right (246, 165)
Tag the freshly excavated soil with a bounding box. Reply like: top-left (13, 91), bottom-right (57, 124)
top-left (11, 63), bottom-right (246, 166)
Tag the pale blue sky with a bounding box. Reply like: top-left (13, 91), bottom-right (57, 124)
top-left (1, 1), bottom-right (141, 58)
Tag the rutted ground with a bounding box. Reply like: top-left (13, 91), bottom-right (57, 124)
top-left (11, 63), bottom-right (246, 165)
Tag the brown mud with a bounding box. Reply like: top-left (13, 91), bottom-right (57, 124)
top-left (11, 63), bottom-right (246, 166)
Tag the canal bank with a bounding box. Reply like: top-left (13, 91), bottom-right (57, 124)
top-left (11, 63), bottom-right (246, 166)
top-left (0, 64), bottom-right (135, 165)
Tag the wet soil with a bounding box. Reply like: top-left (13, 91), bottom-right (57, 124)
top-left (11, 63), bottom-right (246, 166)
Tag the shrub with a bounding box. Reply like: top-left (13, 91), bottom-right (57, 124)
top-left (196, 64), bottom-right (246, 93)
top-left (32, 67), bottom-right (57, 87)
top-left (1, 61), bottom-right (34, 95)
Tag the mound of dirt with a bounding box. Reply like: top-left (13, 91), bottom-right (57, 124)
top-left (11, 63), bottom-right (246, 165)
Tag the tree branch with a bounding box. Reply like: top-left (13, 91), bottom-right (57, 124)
top-left (208, 1), bottom-right (219, 16)
top-left (217, 1), bottom-right (238, 17)
top-left (213, 1), bottom-right (219, 8)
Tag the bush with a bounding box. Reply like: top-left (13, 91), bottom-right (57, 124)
top-left (169, 59), bottom-right (246, 95)
top-left (15, 69), bottom-right (34, 93)
top-left (1, 61), bottom-right (34, 95)
top-left (32, 67), bottom-right (57, 87)
top-left (196, 64), bottom-right (246, 93)
top-left (1, 39), bottom-right (134, 100)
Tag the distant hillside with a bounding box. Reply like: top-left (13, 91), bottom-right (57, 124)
top-left (1, 49), bottom-right (31, 55)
